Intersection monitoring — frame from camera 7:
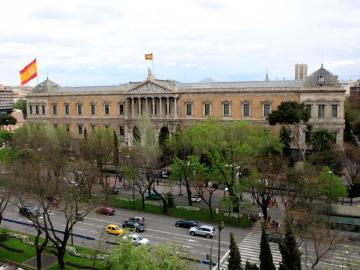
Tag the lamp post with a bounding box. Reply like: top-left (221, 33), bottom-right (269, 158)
top-left (217, 221), bottom-right (224, 270)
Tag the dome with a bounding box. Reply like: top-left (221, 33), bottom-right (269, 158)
top-left (33, 78), bottom-right (59, 93)
top-left (304, 64), bottom-right (339, 87)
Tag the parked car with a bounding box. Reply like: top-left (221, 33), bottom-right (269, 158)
top-left (189, 225), bottom-right (215, 238)
top-left (105, 224), bottom-right (125, 236)
top-left (146, 192), bottom-right (161, 200)
top-left (123, 233), bottom-right (150, 246)
top-left (96, 207), bottom-right (115, 216)
top-left (128, 216), bottom-right (145, 224)
top-left (175, 220), bottom-right (199, 229)
top-left (122, 220), bottom-right (145, 232)
top-left (110, 188), bottom-right (121, 194)
top-left (191, 195), bottom-right (202, 203)
top-left (19, 206), bottom-right (41, 218)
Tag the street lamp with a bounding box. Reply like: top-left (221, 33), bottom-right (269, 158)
top-left (217, 221), bottom-right (224, 270)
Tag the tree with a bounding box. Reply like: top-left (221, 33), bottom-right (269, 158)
top-left (343, 143), bottom-right (360, 203)
top-left (10, 123), bottom-right (96, 270)
top-left (259, 225), bottom-right (276, 270)
top-left (278, 222), bottom-right (302, 270)
top-left (0, 114), bottom-right (17, 129)
top-left (107, 240), bottom-right (189, 270)
top-left (279, 126), bottom-right (292, 157)
top-left (267, 101), bottom-right (310, 161)
top-left (228, 232), bottom-right (242, 270)
top-left (245, 261), bottom-right (259, 270)
top-left (13, 99), bottom-right (27, 118)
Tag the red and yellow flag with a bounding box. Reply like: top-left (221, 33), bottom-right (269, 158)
top-left (20, 59), bottom-right (37, 85)
top-left (145, 53), bottom-right (153, 60)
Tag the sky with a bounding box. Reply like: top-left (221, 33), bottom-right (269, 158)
top-left (1, 0), bottom-right (360, 86)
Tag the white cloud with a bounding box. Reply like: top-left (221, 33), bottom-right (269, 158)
top-left (0, 0), bottom-right (359, 85)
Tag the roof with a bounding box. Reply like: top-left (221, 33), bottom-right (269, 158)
top-left (305, 64), bottom-right (339, 87)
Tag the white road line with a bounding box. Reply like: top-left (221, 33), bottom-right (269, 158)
top-left (213, 249), bottom-right (230, 270)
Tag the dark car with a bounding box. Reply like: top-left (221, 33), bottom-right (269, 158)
top-left (19, 206), bottom-right (41, 218)
top-left (175, 220), bottom-right (199, 229)
top-left (122, 220), bottom-right (145, 232)
top-left (110, 188), bottom-right (121, 195)
top-left (266, 232), bottom-right (284, 243)
top-left (146, 192), bottom-right (161, 200)
top-left (128, 216), bottom-right (145, 225)
top-left (96, 207), bottom-right (115, 216)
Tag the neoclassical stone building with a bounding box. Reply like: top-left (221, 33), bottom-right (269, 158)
top-left (26, 65), bottom-right (345, 147)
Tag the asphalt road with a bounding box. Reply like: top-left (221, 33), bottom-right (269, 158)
top-left (1, 205), bottom-right (251, 270)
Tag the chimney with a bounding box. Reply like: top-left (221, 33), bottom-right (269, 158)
top-left (295, 64), bottom-right (308, 80)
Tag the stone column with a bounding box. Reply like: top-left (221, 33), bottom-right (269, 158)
top-left (125, 98), bottom-right (128, 119)
top-left (174, 97), bottom-right (178, 117)
top-left (166, 97), bottom-right (170, 117)
top-left (152, 98), bottom-right (155, 116)
top-left (146, 98), bottom-right (149, 115)
top-left (131, 98), bottom-right (134, 119)
top-left (159, 97), bottom-right (163, 116)
top-left (138, 97), bottom-right (141, 116)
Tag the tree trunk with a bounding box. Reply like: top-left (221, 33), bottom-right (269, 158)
top-left (184, 177), bottom-right (192, 206)
top-left (209, 196), bottom-right (213, 220)
top-left (261, 204), bottom-right (268, 222)
top-left (57, 247), bottom-right (66, 270)
top-left (141, 194), bottom-right (145, 210)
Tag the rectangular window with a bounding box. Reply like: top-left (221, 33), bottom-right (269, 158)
top-left (29, 105), bottom-right (33, 115)
top-left (186, 103), bottom-right (192, 116)
top-left (105, 125), bottom-right (109, 129)
top-left (78, 125), bottom-right (83, 135)
top-left (263, 103), bottom-right (271, 117)
top-left (53, 124), bottom-right (58, 129)
top-left (77, 104), bottom-right (82, 115)
top-left (66, 124), bottom-right (70, 132)
top-left (119, 104), bottom-right (124, 115)
top-left (41, 105), bottom-right (46, 115)
top-left (223, 103), bottom-right (230, 117)
top-left (104, 104), bottom-right (110, 115)
top-left (204, 103), bottom-right (210, 116)
top-left (305, 131), bottom-right (311, 144)
top-left (330, 131), bottom-right (337, 143)
top-left (90, 104), bottom-right (96, 115)
top-left (91, 124), bottom-right (96, 132)
top-left (332, 105), bottom-right (338, 118)
top-left (318, 104), bottom-right (325, 118)
top-left (64, 104), bottom-right (70, 115)
top-left (243, 103), bottom-right (250, 117)
top-left (35, 105), bottom-right (39, 115)
top-left (119, 126), bottom-right (125, 136)
top-left (52, 104), bottom-right (57, 115)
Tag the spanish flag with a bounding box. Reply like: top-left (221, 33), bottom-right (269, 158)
top-left (20, 59), bottom-right (37, 85)
top-left (145, 53), bottom-right (153, 60)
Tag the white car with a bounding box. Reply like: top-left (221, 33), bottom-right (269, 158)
top-left (123, 233), bottom-right (150, 246)
top-left (191, 195), bottom-right (202, 203)
top-left (189, 225), bottom-right (215, 238)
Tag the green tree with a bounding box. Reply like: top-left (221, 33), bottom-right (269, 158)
top-left (13, 99), bottom-right (27, 118)
top-left (259, 225), bottom-right (276, 270)
top-left (278, 223), bottom-right (301, 270)
top-left (309, 129), bottom-right (335, 152)
top-left (317, 166), bottom-right (347, 203)
top-left (228, 232), bottom-right (242, 270)
top-left (0, 114), bottom-right (16, 129)
top-left (280, 126), bottom-right (292, 156)
top-left (267, 101), bottom-right (310, 161)
top-left (107, 240), bottom-right (189, 270)
top-left (245, 261), bottom-right (259, 270)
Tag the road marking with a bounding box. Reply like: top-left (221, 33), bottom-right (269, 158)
top-left (212, 249), bottom-right (230, 270)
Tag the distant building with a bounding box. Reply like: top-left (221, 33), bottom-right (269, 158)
top-left (349, 81), bottom-right (360, 104)
top-left (0, 84), bottom-right (15, 114)
top-left (295, 64), bottom-right (308, 80)
top-left (26, 64), bottom-right (345, 148)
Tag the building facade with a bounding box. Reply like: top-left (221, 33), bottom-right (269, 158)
top-left (26, 65), bottom-right (345, 147)
top-left (0, 84), bottom-right (15, 114)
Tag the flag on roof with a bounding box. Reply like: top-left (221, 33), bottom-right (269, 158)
top-left (20, 59), bottom-right (37, 85)
top-left (145, 53), bottom-right (153, 60)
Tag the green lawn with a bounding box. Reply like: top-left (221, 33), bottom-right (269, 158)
top-left (109, 196), bottom-right (252, 227)
top-left (0, 237), bottom-right (35, 263)
top-left (0, 231), bottom-right (107, 269)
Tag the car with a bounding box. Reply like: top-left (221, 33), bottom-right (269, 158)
top-left (191, 195), bottom-right (202, 203)
top-left (189, 225), bottom-right (215, 238)
top-left (123, 233), bottom-right (150, 246)
top-left (175, 220), bottom-right (199, 229)
top-left (96, 207), bottom-right (115, 216)
top-left (122, 220), bottom-right (145, 232)
top-left (266, 232), bottom-right (284, 243)
top-left (19, 206), bottom-right (41, 218)
top-left (146, 192), bottom-right (161, 200)
top-left (110, 188), bottom-right (121, 194)
top-left (128, 216), bottom-right (145, 224)
top-left (105, 224), bottom-right (125, 236)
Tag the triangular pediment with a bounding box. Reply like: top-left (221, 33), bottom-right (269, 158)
top-left (127, 81), bottom-right (173, 94)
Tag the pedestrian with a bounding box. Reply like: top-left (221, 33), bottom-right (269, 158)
top-left (275, 221), bottom-right (279, 231)
top-left (268, 197), bottom-right (273, 208)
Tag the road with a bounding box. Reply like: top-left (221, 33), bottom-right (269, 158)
top-left (1, 204), bottom-right (251, 270)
